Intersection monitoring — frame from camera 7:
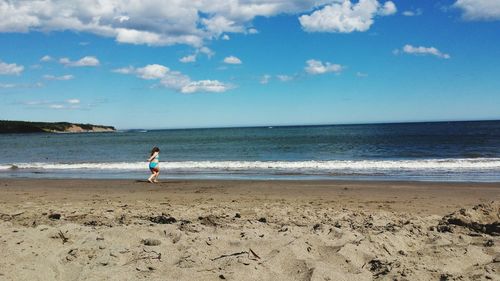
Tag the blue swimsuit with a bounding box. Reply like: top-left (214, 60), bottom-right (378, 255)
top-left (149, 154), bottom-right (159, 169)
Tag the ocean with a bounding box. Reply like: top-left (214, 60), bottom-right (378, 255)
top-left (1, 120), bottom-right (500, 182)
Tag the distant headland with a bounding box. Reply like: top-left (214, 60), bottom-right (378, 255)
top-left (0, 120), bottom-right (115, 134)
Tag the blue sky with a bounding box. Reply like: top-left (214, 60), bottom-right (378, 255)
top-left (0, 0), bottom-right (499, 129)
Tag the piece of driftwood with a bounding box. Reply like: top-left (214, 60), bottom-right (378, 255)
top-left (211, 248), bottom-right (262, 261)
top-left (58, 231), bottom-right (69, 244)
top-left (211, 251), bottom-right (249, 261)
top-left (0, 212), bottom-right (25, 221)
top-left (249, 248), bottom-right (261, 260)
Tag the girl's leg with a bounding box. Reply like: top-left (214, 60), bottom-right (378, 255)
top-left (153, 169), bottom-right (160, 182)
top-left (148, 170), bottom-right (155, 183)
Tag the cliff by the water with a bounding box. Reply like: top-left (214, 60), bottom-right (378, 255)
top-left (0, 120), bottom-right (115, 134)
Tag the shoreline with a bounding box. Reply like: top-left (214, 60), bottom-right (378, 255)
top-left (1, 178), bottom-right (498, 280)
top-left (3, 177), bottom-right (500, 185)
top-left (2, 175), bottom-right (500, 184)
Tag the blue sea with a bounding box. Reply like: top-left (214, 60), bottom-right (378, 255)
top-left (1, 121), bottom-right (500, 182)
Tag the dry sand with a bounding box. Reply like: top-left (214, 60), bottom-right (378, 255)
top-left (0, 179), bottom-right (499, 281)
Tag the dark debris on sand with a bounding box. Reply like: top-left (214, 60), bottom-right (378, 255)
top-left (150, 215), bottom-right (177, 224)
top-left (48, 213), bottom-right (61, 220)
top-left (437, 202), bottom-right (500, 236)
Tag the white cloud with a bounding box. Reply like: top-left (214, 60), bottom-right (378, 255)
top-left (223, 56), bottom-right (242, 64)
top-left (114, 15), bottom-right (130, 23)
top-left (66, 99), bottom-right (80, 104)
top-left (178, 46), bottom-right (214, 63)
top-left (59, 56), bottom-right (100, 67)
top-left (277, 74), bottom-right (293, 82)
top-left (299, 0), bottom-right (397, 33)
top-left (222, 34), bottom-right (230, 40)
top-left (453, 0), bottom-right (500, 21)
top-left (0, 1), bottom-right (389, 47)
top-left (179, 54), bottom-right (196, 63)
top-left (25, 99), bottom-right (82, 110)
top-left (305, 59), bottom-right (343, 75)
top-left (112, 66), bottom-right (135, 74)
top-left (0, 82), bottom-right (43, 89)
top-left (199, 46), bottom-right (215, 58)
top-left (247, 28), bottom-right (259, 34)
top-left (180, 80), bottom-right (230, 94)
top-left (136, 64), bottom-right (169, 80)
top-left (0, 60), bottom-right (24, 75)
top-left (402, 9), bottom-right (422, 17)
top-left (260, 74), bottom-right (271, 84)
top-left (49, 104), bottom-right (65, 109)
top-left (114, 64), bottom-right (232, 94)
top-left (356, 72), bottom-right (368, 77)
top-left (202, 15), bottom-right (244, 37)
top-left (396, 44), bottom-right (451, 59)
top-left (40, 55), bottom-right (52, 62)
top-left (43, 74), bottom-right (74, 81)
top-left (379, 1), bottom-right (397, 16)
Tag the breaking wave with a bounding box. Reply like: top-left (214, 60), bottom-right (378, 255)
top-left (2, 158), bottom-right (500, 174)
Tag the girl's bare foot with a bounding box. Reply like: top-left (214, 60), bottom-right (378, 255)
top-left (148, 179), bottom-right (154, 183)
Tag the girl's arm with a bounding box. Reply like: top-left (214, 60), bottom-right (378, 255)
top-left (147, 152), bottom-right (158, 162)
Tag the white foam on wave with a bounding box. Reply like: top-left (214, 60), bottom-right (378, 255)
top-left (1, 158), bottom-right (500, 173)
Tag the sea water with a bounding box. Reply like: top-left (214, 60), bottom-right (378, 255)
top-left (1, 121), bottom-right (500, 182)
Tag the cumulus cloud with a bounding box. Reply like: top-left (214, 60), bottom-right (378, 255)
top-left (0, 0), bottom-right (345, 47)
top-left (59, 56), bottom-right (100, 67)
top-left (379, 1), bottom-right (397, 16)
top-left (43, 74), bottom-right (74, 81)
top-left (179, 47), bottom-right (215, 63)
top-left (40, 55), bottom-right (53, 62)
top-left (136, 64), bottom-right (169, 80)
top-left (199, 46), bottom-right (215, 58)
top-left (305, 59), bottom-right (343, 74)
top-left (453, 0), bottom-right (500, 21)
top-left (202, 15), bottom-right (244, 37)
top-left (113, 64), bottom-right (232, 94)
top-left (299, 0), bottom-right (397, 33)
top-left (247, 28), bottom-right (259, 34)
top-left (223, 56), bottom-right (242, 64)
top-left (0, 60), bottom-right (24, 75)
top-left (222, 34), bottom-right (230, 40)
top-left (180, 80), bottom-right (229, 94)
top-left (402, 9), bottom-right (422, 17)
top-left (179, 54), bottom-right (196, 63)
top-left (395, 44), bottom-right (450, 59)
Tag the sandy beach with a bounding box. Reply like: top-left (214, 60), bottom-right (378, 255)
top-left (0, 179), bottom-right (498, 280)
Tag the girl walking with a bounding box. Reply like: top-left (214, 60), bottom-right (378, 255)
top-left (147, 147), bottom-right (160, 183)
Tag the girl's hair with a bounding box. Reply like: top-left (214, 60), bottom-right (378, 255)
top-left (150, 146), bottom-right (160, 156)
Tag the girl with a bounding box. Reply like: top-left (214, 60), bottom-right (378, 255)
top-left (147, 146), bottom-right (160, 183)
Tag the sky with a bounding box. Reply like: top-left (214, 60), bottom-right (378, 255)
top-left (0, 0), bottom-right (499, 129)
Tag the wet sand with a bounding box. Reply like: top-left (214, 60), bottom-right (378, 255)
top-left (0, 179), bottom-right (499, 280)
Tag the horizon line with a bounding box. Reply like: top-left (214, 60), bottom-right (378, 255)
top-left (120, 118), bottom-right (500, 131)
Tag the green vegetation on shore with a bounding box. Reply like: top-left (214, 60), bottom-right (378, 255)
top-left (0, 120), bottom-right (115, 133)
